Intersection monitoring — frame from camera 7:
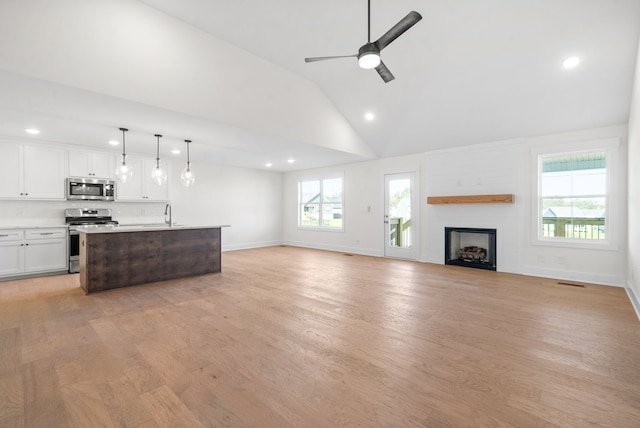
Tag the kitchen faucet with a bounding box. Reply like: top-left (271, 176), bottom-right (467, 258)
top-left (164, 203), bottom-right (172, 226)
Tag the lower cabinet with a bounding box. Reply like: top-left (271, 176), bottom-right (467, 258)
top-left (0, 228), bottom-right (67, 279)
top-left (0, 239), bottom-right (23, 277)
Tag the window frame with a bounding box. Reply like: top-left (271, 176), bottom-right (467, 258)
top-left (532, 138), bottom-right (619, 250)
top-left (297, 172), bottom-right (344, 232)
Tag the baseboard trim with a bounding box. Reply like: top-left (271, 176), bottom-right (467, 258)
top-left (222, 240), bottom-right (283, 251)
top-left (0, 269), bottom-right (68, 282)
top-left (521, 266), bottom-right (625, 288)
top-left (626, 285), bottom-right (640, 322)
top-left (283, 240), bottom-right (383, 257)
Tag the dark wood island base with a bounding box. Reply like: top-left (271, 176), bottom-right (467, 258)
top-left (79, 227), bottom-right (222, 294)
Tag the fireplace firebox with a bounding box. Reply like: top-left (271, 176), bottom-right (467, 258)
top-left (445, 227), bottom-right (496, 271)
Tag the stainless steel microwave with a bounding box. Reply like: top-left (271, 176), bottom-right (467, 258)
top-left (66, 178), bottom-right (115, 201)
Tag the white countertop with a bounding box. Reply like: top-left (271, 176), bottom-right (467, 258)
top-left (0, 224), bottom-right (68, 229)
top-left (77, 224), bottom-right (230, 233)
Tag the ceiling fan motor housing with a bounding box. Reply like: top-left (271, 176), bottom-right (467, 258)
top-left (358, 43), bottom-right (381, 69)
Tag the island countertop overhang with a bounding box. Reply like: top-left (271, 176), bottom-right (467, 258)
top-left (77, 224), bottom-right (230, 234)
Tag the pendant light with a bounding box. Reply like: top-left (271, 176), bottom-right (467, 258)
top-left (150, 134), bottom-right (167, 186)
top-left (115, 127), bottom-right (133, 183)
top-left (180, 139), bottom-right (195, 187)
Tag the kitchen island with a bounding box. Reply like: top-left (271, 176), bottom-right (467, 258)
top-left (79, 224), bottom-right (229, 294)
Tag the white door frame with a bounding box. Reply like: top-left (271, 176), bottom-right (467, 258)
top-left (383, 171), bottom-right (419, 260)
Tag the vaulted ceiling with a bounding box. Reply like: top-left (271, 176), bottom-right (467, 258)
top-left (0, 0), bottom-right (639, 171)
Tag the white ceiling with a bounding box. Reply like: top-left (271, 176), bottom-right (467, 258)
top-left (0, 0), bottom-right (639, 172)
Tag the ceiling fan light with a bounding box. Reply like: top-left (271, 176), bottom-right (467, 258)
top-left (358, 52), bottom-right (380, 69)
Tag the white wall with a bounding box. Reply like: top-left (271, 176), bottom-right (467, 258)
top-left (168, 159), bottom-right (283, 251)
top-left (0, 157), bottom-right (284, 252)
top-left (1, 120), bottom-right (632, 290)
top-left (423, 140), bottom-right (524, 274)
top-left (521, 126), bottom-right (628, 286)
top-left (283, 154), bottom-right (424, 256)
top-left (284, 125), bottom-right (628, 287)
top-left (627, 39), bottom-right (640, 313)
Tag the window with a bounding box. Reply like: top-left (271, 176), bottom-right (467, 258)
top-left (298, 175), bottom-right (343, 230)
top-left (534, 139), bottom-right (618, 249)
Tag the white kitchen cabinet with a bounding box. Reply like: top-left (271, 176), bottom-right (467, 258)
top-left (0, 142), bottom-right (66, 200)
top-left (116, 155), bottom-right (170, 201)
top-left (68, 150), bottom-right (116, 178)
top-left (24, 238), bottom-right (67, 273)
top-left (0, 228), bottom-right (67, 279)
top-left (0, 232), bottom-right (24, 277)
top-left (0, 143), bottom-right (23, 198)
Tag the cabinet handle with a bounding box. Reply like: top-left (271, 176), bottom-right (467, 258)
top-left (0, 234), bottom-right (8, 237)
top-left (40, 232), bottom-right (54, 235)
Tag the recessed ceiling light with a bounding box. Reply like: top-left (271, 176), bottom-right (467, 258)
top-left (365, 112), bottom-right (375, 121)
top-left (171, 149), bottom-right (181, 155)
top-left (25, 128), bottom-right (40, 135)
top-left (265, 162), bottom-right (273, 167)
top-left (562, 56), bottom-right (580, 69)
top-left (287, 158), bottom-right (295, 164)
top-left (108, 140), bottom-right (119, 146)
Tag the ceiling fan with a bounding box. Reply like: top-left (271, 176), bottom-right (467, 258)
top-left (304, 0), bottom-right (422, 83)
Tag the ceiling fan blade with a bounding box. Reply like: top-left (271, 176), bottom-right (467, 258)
top-left (304, 54), bottom-right (357, 63)
top-left (375, 61), bottom-right (395, 83)
top-left (374, 11), bottom-right (422, 51)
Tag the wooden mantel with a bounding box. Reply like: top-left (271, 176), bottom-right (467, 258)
top-left (427, 194), bottom-right (514, 204)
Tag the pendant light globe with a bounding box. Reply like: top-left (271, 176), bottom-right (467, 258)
top-left (151, 166), bottom-right (167, 186)
top-left (180, 139), bottom-right (195, 187)
top-left (151, 134), bottom-right (167, 186)
top-left (115, 128), bottom-right (133, 183)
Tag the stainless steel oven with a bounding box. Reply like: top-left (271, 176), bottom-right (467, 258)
top-left (65, 208), bottom-right (117, 273)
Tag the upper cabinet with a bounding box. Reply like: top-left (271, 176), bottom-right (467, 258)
top-left (68, 150), bottom-right (116, 179)
top-left (0, 142), bottom-right (66, 200)
top-left (116, 155), bottom-right (170, 202)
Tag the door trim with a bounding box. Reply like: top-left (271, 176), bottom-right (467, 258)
top-left (383, 171), bottom-right (420, 260)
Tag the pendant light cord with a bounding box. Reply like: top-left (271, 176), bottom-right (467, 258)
top-left (185, 139), bottom-right (192, 171)
top-left (154, 134), bottom-right (162, 168)
top-left (119, 127), bottom-right (128, 165)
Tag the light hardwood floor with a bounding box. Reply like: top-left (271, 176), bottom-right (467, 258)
top-left (1, 246), bottom-right (639, 427)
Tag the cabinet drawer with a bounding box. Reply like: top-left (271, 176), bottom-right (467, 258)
top-left (0, 229), bottom-right (23, 241)
top-left (25, 228), bottom-right (67, 240)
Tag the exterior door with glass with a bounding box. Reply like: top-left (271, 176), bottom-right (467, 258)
top-left (384, 172), bottom-right (417, 259)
